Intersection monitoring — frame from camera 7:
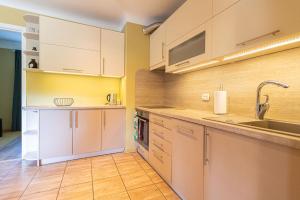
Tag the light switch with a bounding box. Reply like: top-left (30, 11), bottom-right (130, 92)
top-left (202, 93), bottom-right (210, 101)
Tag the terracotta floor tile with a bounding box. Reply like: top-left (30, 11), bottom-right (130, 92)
top-left (116, 160), bottom-right (143, 175)
top-left (24, 174), bottom-right (63, 195)
top-left (128, 184), bottom-right (166, 200)
top-left (57, 182), bottom-right (93, 200)
top-left (93, 176), bottom-right (126, 198)
top-left (61, 169), bottom-right (92, 187)
top-left (145, 168), bottom-right (164, 184)
top-left (20, 189), bottom-right (59, 200)
top-left (94, 192), bottom-right (130, 200)
top-left (113, 153), bottom-right (135, 163)
top-left (121, 170), bottom-right (153, 190)
top-left (92, 164), bottom-right (119, 180)
top-left (156, 182), bottom-right (181, 200)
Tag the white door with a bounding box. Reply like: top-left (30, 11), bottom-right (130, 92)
top-left (150, 24), bottom-right (166, 69)
top-left (101, 109), bottom-right (125, 150)
top-left (73, 110), bottom-right (101, 154)
top-left (171, 119), bottom-right (204, 200)
top-left (39, 110), bottom-right (73, 159)
top-left (101, 29), bottom-right (124, 77)
top-left (205, 127), bottom-right (300, 200)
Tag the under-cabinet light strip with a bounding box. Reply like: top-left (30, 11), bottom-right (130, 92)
top-left (172, 60), bottom-right (220, 74)
top-left (223, 35), bottom-right (300, 61)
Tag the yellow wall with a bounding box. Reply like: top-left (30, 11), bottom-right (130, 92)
top-left (26, 72), bottom-right (120, 106)
top-left (0, 48), bottom-right (15, 130)
top-left (122, 23), bottom-right (150, 151)
top-left (0, 5), bottom-right (121, 107)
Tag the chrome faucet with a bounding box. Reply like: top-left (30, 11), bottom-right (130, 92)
top-left (256, 80), bottom-right (289, 120)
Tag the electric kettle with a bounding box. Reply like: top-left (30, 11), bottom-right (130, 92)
top-left (107, 93), bottom-right (117, 105)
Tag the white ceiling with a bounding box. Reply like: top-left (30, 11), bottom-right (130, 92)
top-left (0, 0), bottom-right (186, 31)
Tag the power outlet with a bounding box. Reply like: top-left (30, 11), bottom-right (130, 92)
top-left (201, 93), bottom-right (210, 101)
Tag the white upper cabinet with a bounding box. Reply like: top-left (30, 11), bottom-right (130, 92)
top-left (101, 109), bottom-right (125, 151)
top-left (212, 0), bottom-right (300, 58)
top-left (150, 24), bottom-right (166, 70)
top-left (165, 0), bottom-right (213, 45)
top-left (100, 29), bottom-right (125, 77)
top-left (73, 110), bottom-right (102, 155)
top-left (213, 0), bottom-right (239, 15)
top-left (40, 16), bottom-right (100, 51)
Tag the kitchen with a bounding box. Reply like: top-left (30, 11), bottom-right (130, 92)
top-left (0, 0), bottom-right (299, 199)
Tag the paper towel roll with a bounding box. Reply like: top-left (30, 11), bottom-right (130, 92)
top-left (214, 91), bottom-right (227, 114)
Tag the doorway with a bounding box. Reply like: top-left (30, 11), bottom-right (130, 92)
top-left (0, 23), bottom-right (25, 162)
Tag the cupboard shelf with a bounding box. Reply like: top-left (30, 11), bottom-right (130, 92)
top-left (23, 50), bottom-right (39, 56)
top-left (23, 14), bottom-right (39, 24)
top-left (23, 32), bottom-right (39, 40)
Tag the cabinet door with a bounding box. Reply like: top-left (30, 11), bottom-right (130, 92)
top-left (73, 110), bottom-right (101, 155)
top-left (40, 16), bottom-right (100, 51)
top-left (213, 0), bottom-right (239, 15)
top-left (101, 29), bottom-right (124, 77)
top-left (101, 109), bottom-right (125, 150)
top-left (166, 0), bottom-right (213, 45)
top-left (40, 43), bottom-right (101, 75)
top-left (205, 127), bottom-right (300, 200)
top-left (212, 0), bottom-right (300, 58)
top-left (172, 119), bottom-right (204, 200)
top-left (150, 24), bottom-right (166, 70)
top-left (40, 110), bottom-right (73, 159)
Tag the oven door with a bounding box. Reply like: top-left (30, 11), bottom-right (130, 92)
top-left (137, 117), bottom-right (149, 150)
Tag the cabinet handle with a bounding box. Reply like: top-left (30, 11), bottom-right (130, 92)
top-left (75, 111), bottom-right (78, 128)
top-left (175, 60), bottom-right (190, 67)
top-left (236, 29), bottom-right (280, 47)
top-left (69, 111), bottom-right (73, 128)
top-left (162, 42), bottom-right (165, 59)
top-left (102, 58), bottom-right (105, 74)
top-left (203, 128), bottom-right (209, 165)
top-left (62, 68), bottom-right (83, 73)
top-left (103, 110), bottom-right (106, 130)
top-left (177, 126), bottom-right (194, 137)
top-left (152, 150), bottom-right (164, 164)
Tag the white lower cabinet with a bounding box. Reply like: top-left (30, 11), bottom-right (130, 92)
top-left (171, 119), bottom-right (204, 200)
top-left (205, 127), bottom-right (300, 200)
top-left (73, 110), bottom-right (102, 155)
top-left (101, 109), bottom-right (125, 150)
top-left (40, 110), bottom-right (73, 159)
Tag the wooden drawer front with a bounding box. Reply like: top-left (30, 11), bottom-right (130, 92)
top-left (173, 119), bottom-right (204, 140)
top-left (149, 145), bottom-right (172, 184)
top-left (150, 123), bottom-right (172, 143)
top-left (150, 132), bottom-right (172, 156)
top-left (150, 114), bottom-right (172, 130)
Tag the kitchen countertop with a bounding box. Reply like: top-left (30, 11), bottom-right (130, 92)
top-left (136, 106), bottom-right (300, 150)
top-left (23, 105), bottom-right (126, 110)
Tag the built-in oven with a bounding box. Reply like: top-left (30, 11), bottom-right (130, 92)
top-left (135, 109), bottom-right (150, 160)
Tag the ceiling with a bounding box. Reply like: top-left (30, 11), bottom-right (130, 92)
top-left (0, 29), bottom-right (21, 42)
top-left (0, 0), bottom-right (186, 31)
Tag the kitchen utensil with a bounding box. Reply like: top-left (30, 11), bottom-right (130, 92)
top-left (106, 93), bottom-right (117, 105)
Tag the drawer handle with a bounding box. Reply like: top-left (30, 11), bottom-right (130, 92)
top-left (152, 118), bottom-right (164, 127)
top-left (177, 126), bottom-right (194, 137)
top-left (153, 140), bottom-right (164, 152)
top-left (152, 130), bottom-right (165, 139)
top-left (236, 29), bottom-right (280, 46)
top-left (152, 150), bottom-right (164, 164)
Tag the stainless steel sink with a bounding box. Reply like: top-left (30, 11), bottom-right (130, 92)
top-left (239, 120), bottom-right (300, 136)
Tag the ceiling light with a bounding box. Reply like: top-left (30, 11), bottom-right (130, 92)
top-left (173, 60), bottom-right (220, 74)
top-left (223, 35), bottom-right (300, 61)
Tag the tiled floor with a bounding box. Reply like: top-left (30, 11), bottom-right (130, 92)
top-left (0, 152), bottom-right (181, 200)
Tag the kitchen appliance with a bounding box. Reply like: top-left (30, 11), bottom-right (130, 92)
top-left (106, 93), bottom-right (117, 105)
top-left (135, 109), bottom-right (150, 160)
